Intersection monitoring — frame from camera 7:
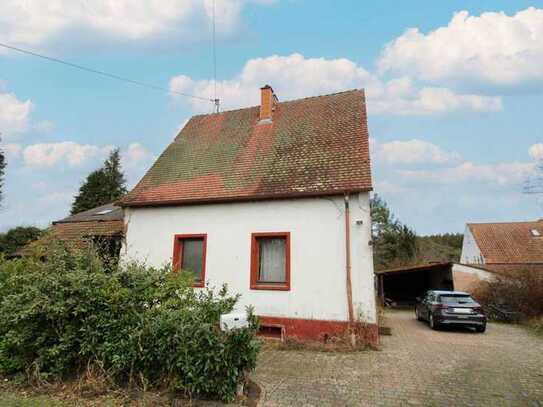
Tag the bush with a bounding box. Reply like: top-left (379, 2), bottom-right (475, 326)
top-left (474, 268), bottom-right (543, 320)
top-left (0, 241), bottom-right (260, 402)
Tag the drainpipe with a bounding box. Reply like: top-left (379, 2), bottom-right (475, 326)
top-left (344, 194), bottom-right (356, 346)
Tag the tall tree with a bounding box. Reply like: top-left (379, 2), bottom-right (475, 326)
top-left (370, 194), bottom-right (417, 270)
top-left (71, 148), bottom-right (127, 214)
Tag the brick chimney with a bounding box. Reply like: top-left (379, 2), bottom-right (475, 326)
top-left (259, 85), bottom-right (277, 122)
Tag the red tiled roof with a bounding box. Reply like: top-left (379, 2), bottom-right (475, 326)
top-left (120, 89), bottom-right (372, 207)
top-left (468, 221), bottom-right (543, 264)
top-left (51, 221), bottom-right (124, 242)
top-left (17, 220), bottom-right (124, 256)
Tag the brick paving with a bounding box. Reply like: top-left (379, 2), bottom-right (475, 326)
top-left (253, 310), bottom-right (543, 406)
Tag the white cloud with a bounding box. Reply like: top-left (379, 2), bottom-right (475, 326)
top-left (377, 139), bottom-right (462, 165)
top-left (120, 142), bottom-right (155, 186)
top-left (398, 161), bottom-right (534, 186)
top-left (3, 143), bottom-right (22, 161)
top-left (371, 138), bottom-right (538, 197)
top-left (0, 92), bottom-right (33, 137)
top-left (371, 85), bottom-right (501, 115)
top-left (529, 143), bottom-right (543, 161)
top-left (0, 0), bottom-right (274, 50)
top-left (378, 7), bottom-right (543, 86)
top-left (170, 53), bottom-right (502, 115)
top-left (22, 142), bottom-right (113, 167)
top-left (123, 143), bottom-right (152, 165)
top-left (13, 141), bottom-right (153, 185)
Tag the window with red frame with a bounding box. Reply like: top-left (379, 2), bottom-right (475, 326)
top-left (172, 234), bottom-right (207, 287)
top-left (250, 232), bottom-right (290, 290)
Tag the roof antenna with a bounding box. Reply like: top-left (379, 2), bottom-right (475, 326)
top-left (212, 0), bottom-right (220, 113)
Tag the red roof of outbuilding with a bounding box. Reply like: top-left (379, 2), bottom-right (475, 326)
top-left (120, 89), bottom-right (372, 207)
top-left (468, 221), bottom-right (543, 264)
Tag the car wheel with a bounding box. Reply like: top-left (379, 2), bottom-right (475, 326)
top-left (429, 314), bottom-right (439, 330)
top-left (476, 324), bottom-right (486, 333)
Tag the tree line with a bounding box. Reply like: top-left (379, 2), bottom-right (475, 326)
top-left (371, 194), bottom-right (463, 271)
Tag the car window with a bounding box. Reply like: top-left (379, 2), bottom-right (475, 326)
top-left (439, 295), bottom-right (475, 304)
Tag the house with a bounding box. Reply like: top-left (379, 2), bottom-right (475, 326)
top-left (454, 220), bottom-right (543, 292)
top-left (18, 203), bottom-right (124, 259)
top-left (119, 86), bottom-right (378, 343)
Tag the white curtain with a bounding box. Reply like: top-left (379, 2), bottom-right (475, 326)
top-left (182, 239), bottom-right (203, 280)
top-left (258, 238), bottom-right (286, 283)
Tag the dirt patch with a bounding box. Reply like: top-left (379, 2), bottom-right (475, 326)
top-left (0, 377), bottom-right (262, 406)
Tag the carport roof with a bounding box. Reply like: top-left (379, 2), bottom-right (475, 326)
top-left (375, 262), bottom-right (452, 275)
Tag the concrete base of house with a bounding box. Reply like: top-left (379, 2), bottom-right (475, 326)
top-left (259, 316), bottom-right (379, 346)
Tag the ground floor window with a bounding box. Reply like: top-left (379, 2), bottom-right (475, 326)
top-left (250, 232), bottom-right (290, 291)
top-left (172, 234), bottom-right (207, 287)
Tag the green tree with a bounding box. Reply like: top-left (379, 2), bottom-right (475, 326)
top-left (416, 233), bottom-right (464, 263)
top-left (0, 226), bottom-right (43, 255)
top-left (71, 149), bottom-right (127, 214)
top-left (370, 194), bottom-right (417, 270)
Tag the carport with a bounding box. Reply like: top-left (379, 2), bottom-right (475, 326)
top-left (375, 263), bottom-right (454, 306)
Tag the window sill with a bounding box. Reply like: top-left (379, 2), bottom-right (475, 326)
top-left (193, 281), bottom-right (205, 288)
top-left (251, 283), bottom-right (290, 291)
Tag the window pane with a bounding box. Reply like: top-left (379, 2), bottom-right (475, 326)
top-left (439, 295), bottom-right (475, 304)
top-left (181, 238), bottom-right (204, 281)
top-left (258, 237), bottom-right (286, 283)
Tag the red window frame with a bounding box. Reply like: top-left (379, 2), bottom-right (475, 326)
top-left (250, 232), bottom-right (291, 291)
top-left (172, 234), bottom-right (207, 288)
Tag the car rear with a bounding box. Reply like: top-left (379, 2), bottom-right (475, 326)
top-left (432, 293), bottom-right (487, 331)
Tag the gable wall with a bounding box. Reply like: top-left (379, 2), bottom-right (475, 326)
top-left (460, 225), bottom-right (485, 264)
top-left (122, 193), bottom-right (376, 324)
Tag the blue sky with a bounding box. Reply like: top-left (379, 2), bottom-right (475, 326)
top-left (0, 0), bottom-right (542, 234)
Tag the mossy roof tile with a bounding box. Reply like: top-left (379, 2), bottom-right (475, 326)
top-left (121, 89), bottom-right (372, 206)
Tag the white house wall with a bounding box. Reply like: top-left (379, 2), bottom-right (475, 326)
top-left (452, 264), bottom-right (494, 281)
top-left (460, 226), bottom-right (484, 264)
top-left (122, 193), bottom-right (376, 324)
top-left (452, 263), bottom-right (494, 293)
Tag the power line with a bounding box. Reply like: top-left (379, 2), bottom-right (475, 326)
top-left (0, 42), bottom-right (214, 102)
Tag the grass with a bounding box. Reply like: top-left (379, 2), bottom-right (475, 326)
top-left (0, 391), bottom-right (122, 406)
top-left (0, 377), bottom-right (261, 406)
top-left (0, 381), bottom-right (169, 407)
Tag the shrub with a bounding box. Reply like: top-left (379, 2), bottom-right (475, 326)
top-left (474, 268), bottom-right (543, 320)
top-left (0, 241), bottom-right (260, 402)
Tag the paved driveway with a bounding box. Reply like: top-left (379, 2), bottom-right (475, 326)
top-left (253, 310), bottom-right (543, 406)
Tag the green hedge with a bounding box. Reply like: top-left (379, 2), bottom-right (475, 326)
top-left (0, 241), bottom-right (260, 402)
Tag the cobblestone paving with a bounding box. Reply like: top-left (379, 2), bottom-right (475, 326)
top-left (253, 310), bottom-right (543, 406)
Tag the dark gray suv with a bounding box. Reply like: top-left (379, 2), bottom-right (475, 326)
top-left (416, 290), bottom-right (487, 332)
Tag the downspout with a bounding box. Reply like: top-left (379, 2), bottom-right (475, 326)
top-left (344, 194), bottom-right (356, 346)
